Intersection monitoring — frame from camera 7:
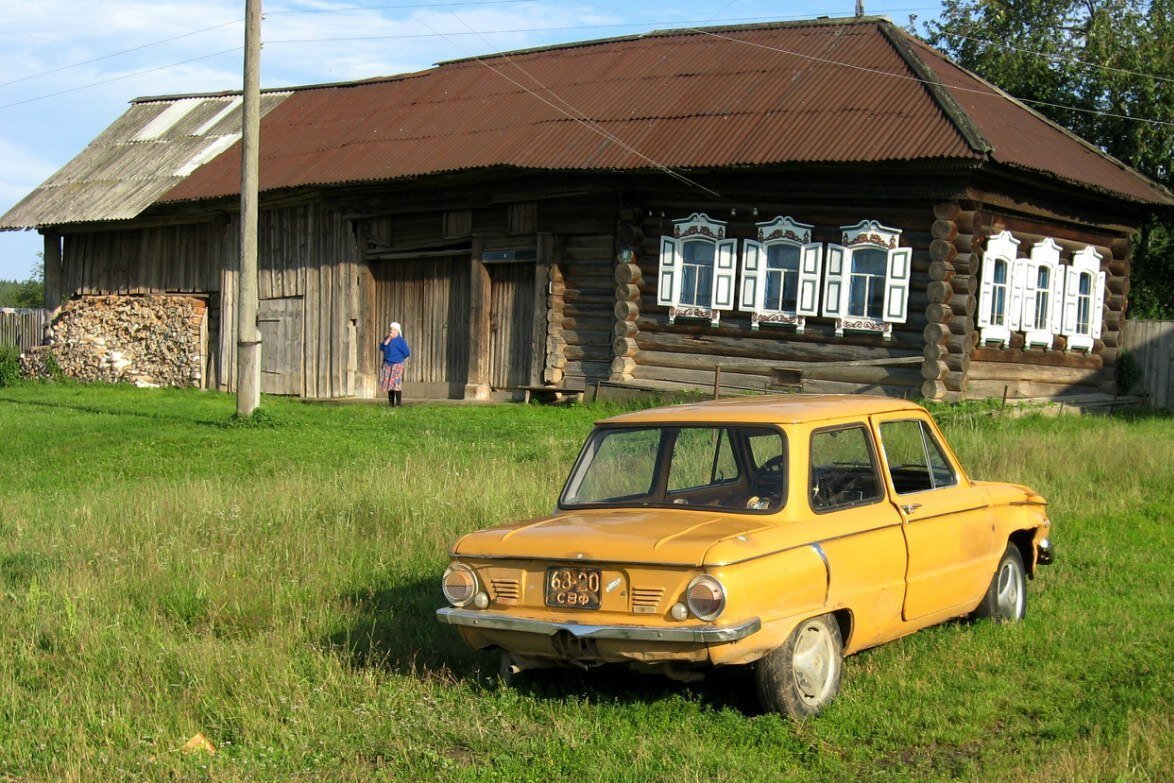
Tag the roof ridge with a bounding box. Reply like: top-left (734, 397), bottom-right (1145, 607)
top-left (878, 22), bottom-right (991, 155)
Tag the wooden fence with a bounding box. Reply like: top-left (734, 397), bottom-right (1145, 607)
top-left (0, 308), bottom-right (46, 353)
top-left (1123, 319), bottom-right (1174, 410)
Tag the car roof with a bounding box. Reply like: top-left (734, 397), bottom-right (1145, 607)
top-left (599, 394), bottom-right (927, 426)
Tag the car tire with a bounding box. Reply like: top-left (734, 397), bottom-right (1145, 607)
top-left (972, 543), bottom-right (1027, 623)
top-left (755, 613), bottom-right (842, 718)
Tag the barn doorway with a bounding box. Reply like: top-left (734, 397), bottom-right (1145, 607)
top-left (258, 296), bottom-right (304, 395)
top-left (486, 258), bottom-right (535, 390)
top-left (372, 254), bottom-right (470, 398)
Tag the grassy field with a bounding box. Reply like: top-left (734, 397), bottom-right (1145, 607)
top-left (0, 383), bottom-right (1170, 782)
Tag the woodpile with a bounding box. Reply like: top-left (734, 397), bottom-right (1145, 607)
top-left (21, 295), bottom-right (205, 387)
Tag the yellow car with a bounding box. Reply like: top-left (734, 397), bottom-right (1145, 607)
top-left (436, 395), bottom-right (1053, 717)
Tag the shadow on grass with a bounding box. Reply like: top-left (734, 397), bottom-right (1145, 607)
top-left (325, 575), bottom-right (761, 715)
top-left (0, 394), bottom-right (228, 427)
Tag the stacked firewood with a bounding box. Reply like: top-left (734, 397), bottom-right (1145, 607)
top-left (21, 295), bottom-right (205, 387)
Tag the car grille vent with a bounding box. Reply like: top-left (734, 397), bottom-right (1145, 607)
top-left (491, 578), bottom-right (521, 602)
top-left (631, 587), bottom-right (664, 614)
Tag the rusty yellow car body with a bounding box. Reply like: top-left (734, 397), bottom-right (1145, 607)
top-left (437, 395), bottom-right (1052, 717)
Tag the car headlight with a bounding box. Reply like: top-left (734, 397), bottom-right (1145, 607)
top-left (685, 574), bottom-right (726, 621)
top-left (442, 563), bottom-right (479, 607)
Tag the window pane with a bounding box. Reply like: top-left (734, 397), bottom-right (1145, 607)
top-left (993, 258), bottom-right (1007, 285)
top-left (683, 241), bottom-right (715, 267)
top-left (668, 428), bottom-right (739, 491)
top-left (880, 420), bottom-right (955, 493)
top-left (810, 427), bottom-right (882, 511)
top-left (853, 248), bottom-right (887, 276)
top-left (991, 284), bottom-right (1006, 326)
top-left (569, 429), bottom-right (660, 503)
top-left (766, 244), bottom-right (800, 271)
top-left (765, 269), bottom-right (783, 310)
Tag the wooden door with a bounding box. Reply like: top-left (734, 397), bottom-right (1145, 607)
top-left (258, 296), bottom-right (305, 395)
top-left (487, 262), bottom-right (535, 389)
top-left (373, 255), bottom-right (470, 396)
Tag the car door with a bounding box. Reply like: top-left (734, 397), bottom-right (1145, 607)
top-left (872, 414), bottom-right (996, 622)
top-left (806, 423), bottom-right (907, 650)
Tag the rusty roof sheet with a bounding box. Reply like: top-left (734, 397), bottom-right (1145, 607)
top-left (162, 19), bottom-right (980, 203)
top-left (5, 17), bottom-right (1169, 230)
top-left (905, 34), bottom-right (1171, 205)
top-left (0, 92), bottom-right (290, 230)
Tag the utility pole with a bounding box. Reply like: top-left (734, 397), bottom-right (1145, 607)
top-left (236, 0), bottom-right (262, 416)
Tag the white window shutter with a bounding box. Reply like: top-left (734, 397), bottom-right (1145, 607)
top-left (977, 249), bottom-right (996, 328)
top-left (883, 247), bottom-right (911, 323)
top-left (1062, 264), bottom-right (1080, 334)
top-left (740, 239), bottom-right (764, 311)
top-left (1007, 259), bottom-right (1028, 331)
top-left (658, 236), bottom-right (680, 307)
top-left (1092, 270), bottom-right (1107, 338)
top-left (822, 244), bottom-right (848, 318)
top-left (797, 242), bottom-right (823, 316)
top-left (1049, 264), bottom-right (1066, 334)
top-left (712, 238), bottom-right (737, 311)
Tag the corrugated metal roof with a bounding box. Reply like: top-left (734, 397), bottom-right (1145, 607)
top-left (4, 17), bottom-right (1169, 230)
top-left (0, 92), bottom-right (290, 229)
top-left (161, 19), bottom-right (980, 203)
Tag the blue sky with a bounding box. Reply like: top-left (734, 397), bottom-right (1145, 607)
top-left (0, 0), bottom-right (946, 281)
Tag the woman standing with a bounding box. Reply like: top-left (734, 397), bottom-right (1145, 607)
top-left (379, 321), bottom-right (411, 406)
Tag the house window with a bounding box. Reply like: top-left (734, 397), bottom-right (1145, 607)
top-left (1029, 266), bottom-right (1051, 330)
top-left (990, 259), bottom-right (1008, 326)
top-left (821, 220), bottom-right (910, 340)
top-left (1075, 273), bottom-right (1092, 334)
top-left (679, 240), bottom-right (715, 307)
top-left (1062, 245), bottom-right (1105, 353)
top-left (739, 216), bottom-right (822, 332)
top-left (1016, 238), bottom-right (1064, 349)
top-left (848, 248), bottom-right (887, 319)
top-left (978, 230), bottom-right (1020, 345)
top-left (765, 244), bottom-right (800, 312)
top-left (658, 213), bottom-right (737, 325)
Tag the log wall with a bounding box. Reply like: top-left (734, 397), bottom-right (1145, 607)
top-left (619, 203), bottom-right (933, 398)
top-left (939, 201), bottom-right (1127, 401)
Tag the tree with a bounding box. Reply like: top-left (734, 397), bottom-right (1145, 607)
top-left (0, 260), bottom-right (44, 309)
top-left (917, 0), bottom-right (1174, 317)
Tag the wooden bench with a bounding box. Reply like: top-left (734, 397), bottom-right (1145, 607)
top-left (514, 385), bottom-right (584, 404)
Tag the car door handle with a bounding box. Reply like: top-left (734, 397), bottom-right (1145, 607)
top-left (900, 503), bottom-right (922, 515)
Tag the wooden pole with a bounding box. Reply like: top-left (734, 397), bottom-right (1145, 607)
top-left (236, 0), bottom-right (262, 416)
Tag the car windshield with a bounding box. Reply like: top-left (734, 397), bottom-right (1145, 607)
top-left (560, 425), bottom-right (787, 513)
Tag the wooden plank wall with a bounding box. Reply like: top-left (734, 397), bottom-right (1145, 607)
top-left (622, 203), bottom-right (931, 398)
top-left (487, 262), bottom-right (534, 388)
top-left (946, 205), bottom-right (1125, 401)
top-left (1123, 320), bottom-right (1174, 409)
top-left (0, 308), bottom-right (46, 352)
top-left (64, 202), bottom-right (359, 398)
top-left (372, 255), bottom-right (470, 387)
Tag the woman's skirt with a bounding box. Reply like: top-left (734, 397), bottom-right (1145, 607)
top-left (378, 361), bottom-right (404, 392)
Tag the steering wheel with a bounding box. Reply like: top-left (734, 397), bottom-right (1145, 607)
top-left (751, 454), bottom-right (786, 501)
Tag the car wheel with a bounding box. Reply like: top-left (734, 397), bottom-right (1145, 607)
top-left (972, 544), bottom-right (1027, 623)
top-left (755, 613), bottom-right (842, 718)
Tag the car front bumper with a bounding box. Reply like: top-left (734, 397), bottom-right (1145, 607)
top-left (436, 607), bottom-right (762, 644)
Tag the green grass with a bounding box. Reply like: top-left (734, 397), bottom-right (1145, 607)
top-left (0, 382), bottom-right (1170, 782)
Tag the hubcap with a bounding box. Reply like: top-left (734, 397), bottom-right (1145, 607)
top-left (791, 622), bottom-right (835, 704)
top-left (995, 560), bottom-right (1024, 619)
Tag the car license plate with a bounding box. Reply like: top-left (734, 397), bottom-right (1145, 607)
top-left (545, 567), bottom-right (602, 609)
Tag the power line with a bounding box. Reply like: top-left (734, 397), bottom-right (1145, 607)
top-left (0, 49), bottom-right (242, 110)
top-left (938, 30), bottom-right (1174, 85)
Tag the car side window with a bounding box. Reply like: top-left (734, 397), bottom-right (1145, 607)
top-left (879, 419), bottom-right (958, 494)
top-left (668, 427), bottom-right (739, 491)
top-left (810, 426), bottom-right (883, 511)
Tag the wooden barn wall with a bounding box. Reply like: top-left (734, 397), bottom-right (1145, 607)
top-left (935, 203), bottom-right (1127, 401)
top-left (358, 192), bottom-right (616, 395)
top-left (616, 202), bottom-right (935, 398)
top-left (62, 203), bottom-right (359, 398)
